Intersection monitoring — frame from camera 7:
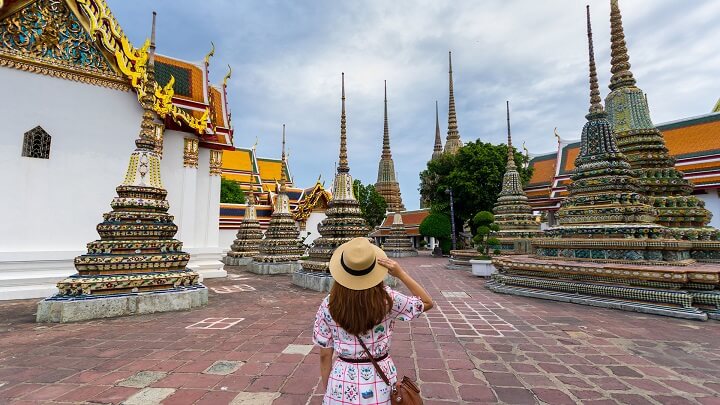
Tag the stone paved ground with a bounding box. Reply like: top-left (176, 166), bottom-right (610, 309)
top-left (1, 253), bottom-right (719, 404)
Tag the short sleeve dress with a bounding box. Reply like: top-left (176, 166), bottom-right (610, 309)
top-left (313, 286), bottom-right (424, 405)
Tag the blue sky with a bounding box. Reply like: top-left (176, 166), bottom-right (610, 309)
top-left (109, 0), bottom-right (720, 210)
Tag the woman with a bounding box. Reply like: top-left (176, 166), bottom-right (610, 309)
top-left (313, 237), bottom-right (433, 404)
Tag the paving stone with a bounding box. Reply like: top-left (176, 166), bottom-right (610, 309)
top-left (608, 365), bottom-right (643, 378)
top-left (203, 360), bottom-right (245, 375)
top-left (281, 344), bottom-right (314, 355)
top-left (123, 387), bottom-right (175, 404)
top-left (230, 391), bottom-right (282, 404)
top-left (118, 371), bottom-right (168, 388)
top-left (494, 387), bottom-right (538, 404)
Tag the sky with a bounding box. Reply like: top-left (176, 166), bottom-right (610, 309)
top-left (109, 0), bottom-right (720, 210)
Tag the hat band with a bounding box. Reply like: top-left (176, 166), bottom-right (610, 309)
top-left (340, 252), bottom-right (376, 277)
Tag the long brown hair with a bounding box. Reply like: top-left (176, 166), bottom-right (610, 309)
top-left (329, 282), bottom-right (392, 335)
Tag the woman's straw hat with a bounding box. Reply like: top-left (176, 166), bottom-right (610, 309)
top-left (329, 237), bottom-right (388, 290)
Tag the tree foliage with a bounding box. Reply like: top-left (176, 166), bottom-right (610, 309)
top-left (419, 140), bottom-right (532, 234)
top-left (472, 211), bottom-right (500, 257)
top-left (419, 212), bottom-right (452, 239)
top-left (353, 179), bottom-right (388, 229)
top-left (220, 178), bottom-right (246, 204)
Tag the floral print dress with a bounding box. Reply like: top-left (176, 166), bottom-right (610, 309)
top-left (313, 286), bottom-right (424, 405)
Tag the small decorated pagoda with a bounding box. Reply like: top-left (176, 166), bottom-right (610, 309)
top-left (431, 101), bottom-right (443, 160)
top-left (36, 13), bottom-right (206, 323)
top-left (604, 0), bottom-right (715, 242)
top-left (374, 81), bottom-right (405, 213)
top-left (249, 126), bottom-right (304, 274)
top-left (294, 74), bottom-right (377, 291)
top-left (443, 51), bottom-right (463, 155)
top-left (223, 192), bottom-right (264, 266)
top-left (383, 213), bottom-right (418, 257)
top-left (488, 6), bottom-right (720, 321)
top-left (492, 101), bottom-right (543, 254)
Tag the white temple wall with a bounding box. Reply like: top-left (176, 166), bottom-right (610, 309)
top-left (0, 70), bottom-right (143, 300)
top-left (301, 211), bottom-right (327, 245)
top-left (697, 189), bottom-right (720, 228)
top-left (219, 229), bottom-right (237, 252)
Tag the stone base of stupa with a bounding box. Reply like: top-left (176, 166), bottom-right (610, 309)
top-left (691, 240), bottom-right (720, 263)
top-left (36, 285), bottom-right (208, 323)
top-left (248, 260), bottom-right (301, 275)
top-left (488, 255), bottom-right (720, 321)
top-left (223, 255), bottom-right (254, 267)
top-left (447, 250), bottom-right (480, 270)
top-left (386, 250), bottom-right (418, 258)
top-left (292, 270), bottom-right (397, 292)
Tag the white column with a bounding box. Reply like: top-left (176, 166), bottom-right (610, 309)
top-left (177, 138), bottom-right (198, 246)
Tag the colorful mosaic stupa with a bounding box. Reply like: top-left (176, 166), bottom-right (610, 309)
top-left (604, 0), bottom-right (716, 247)
top-left (488, 5), bottom-right (720, 321)
top-left (383, 213), bottom-right (418, 258)
top-left (492, 101), bottom-right (543, 253)
top-left (249, 126), bottom-right (304, 274)
top-left (36, 13), bottom-right (206, 322)
top-left (294, 74), bottom-right (377, 291)
top-left (443, 51), bottom-right (463, 155)
top-left (375, 81), bottom-right (405, 213)
top-left (223, 192), bottom-right (264, 266)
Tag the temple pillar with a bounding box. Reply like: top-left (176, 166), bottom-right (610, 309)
top-left (186, 146), bottom-right (226, 279)
top-left (177, 138), bottom-right (198, 245)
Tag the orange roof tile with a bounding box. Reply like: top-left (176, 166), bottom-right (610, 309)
top-left (210, 86), bottom-right (226, 128)
top-left (528, 155), bottom-right (556, 186)
top-left (661, 117), bottom-right (720, 158)
top-left (379, 210), bottom-right (430, 228)
top-left (155, 55), bottom-right (205, 104)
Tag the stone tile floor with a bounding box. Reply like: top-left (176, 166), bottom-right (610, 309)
top-left (0, 253), bottom-right (719, 404)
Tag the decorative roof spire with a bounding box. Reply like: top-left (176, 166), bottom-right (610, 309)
top-left (338, 73), bottom-right (349, 173)
top-left (382, 80), bottom-right (391, 159)
top-left (280, 124), bottom-right (288, 185)
top-left (136, 11), bottom-right (158, 152)
top-left (608, 0), bottom-right (636, 90)
top-left (587, 5), bottom-right (604, 115)
top-left (506, 100), bottom-right (516, 170)
top-left (204, 41), bottom-right (215, 66)
top-left (432, 100), bottom-right (443, 159)
top-left (444, 51), bottom-right (462, 154)
top-left (223, 65), bottom-right (232, 88)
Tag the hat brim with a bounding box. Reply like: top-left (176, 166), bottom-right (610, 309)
top-left (329, 243), bottom-right (388, 290)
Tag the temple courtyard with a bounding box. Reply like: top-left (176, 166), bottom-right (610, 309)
top-left (0, 253), bottom-right (719, 405)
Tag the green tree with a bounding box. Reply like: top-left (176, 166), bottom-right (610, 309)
top-left (419, 212), bottom-right (451, 240)
top-left (419, 140), bottom-right (532, 237)
top-left (220, 178), bottom-right (246, 204)
top-left (419, 211), bottom-right (453, 254)
top-left (353, 179), bottom-right (388, 229)
top-left (472, 211), bottom-right (500, 258)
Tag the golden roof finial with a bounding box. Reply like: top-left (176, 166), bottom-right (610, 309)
top-left (252, 136), bottom-right (258, 151)
top-left (587, 5), bottom-right (604, 115)
top-left (223, 65), bottom-right (232, 88)
top-left (204, 41), bottom-right (215, 66)
top-left (554, 127), bottom-right (561, 143)
top-left (338, 72), bottom-right (349, 173)
top-left (609, 0), bottom-right (636, 90)
top-left (522, 141), bottom-right (529, 158)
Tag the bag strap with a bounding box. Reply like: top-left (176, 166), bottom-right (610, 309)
top-left (356, 335), bottom-right (393, 389)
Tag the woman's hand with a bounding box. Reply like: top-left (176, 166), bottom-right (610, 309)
top-left (378, 257), bottom-right (406, 278)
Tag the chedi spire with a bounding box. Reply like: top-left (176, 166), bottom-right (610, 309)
top-left (443, 51), bottom-right (462, 154)
top-left (375, 81), bottom-right (405, 213)
top-left (431, 100), bottom-right (443, 160)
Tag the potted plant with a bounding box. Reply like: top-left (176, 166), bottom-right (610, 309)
top-left (470, 211), bottom-right (500, 277)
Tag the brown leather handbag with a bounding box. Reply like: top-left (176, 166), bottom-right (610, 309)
top-left (356, 336), bottom-right (423, 404)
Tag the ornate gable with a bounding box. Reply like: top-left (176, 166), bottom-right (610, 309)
top-left (0, 0), bottom-right (128, 89)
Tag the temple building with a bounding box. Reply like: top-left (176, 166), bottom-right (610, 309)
top-left (443, 51), bottom-right (463, 155)
top-left (294, 74), bottom-right (375, 292)
top-left (370, 209), bottom-right (430, 249)
top-left (382, 214), bottom-right (418, 257)
top-left (0, 0), bottom-right (231, 300)
top-left (490, 4), bottom-right (720, 321)
top-left (492, 102), bottom-right (542, 253)
top-left (374, 81), bottom-right (405, 213)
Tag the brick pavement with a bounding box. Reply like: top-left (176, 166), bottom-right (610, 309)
top-left (0, 253), bottom-right (719, 404)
